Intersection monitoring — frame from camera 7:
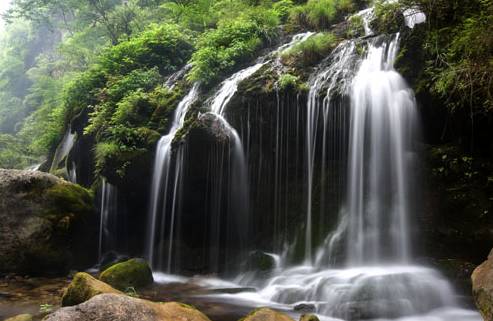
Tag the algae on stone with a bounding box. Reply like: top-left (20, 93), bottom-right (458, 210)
top-left (62, 272), bottom-right (122, 307)
top-left (99, 258), bottom-right (153, 290)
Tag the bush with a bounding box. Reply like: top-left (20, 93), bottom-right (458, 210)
top-left (278, 73), bottom-right (299, 89)
top-left (189, 9), bottom-right (280, 84)
top-left (289, 0), bottom-right (357, 30)
top-left (99, 23), bottom-right (194, 75)
top-left (281, 32), bottom-right (339, 66)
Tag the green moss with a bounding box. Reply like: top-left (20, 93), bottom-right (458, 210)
top-left (99, 258), bottom-right (154, 291)
top-left (300, 314), bottom-right (320, 321)
top-left (62, 272), bottom-right (121, 306)
top-left (44, 183), bottom-right (94, 218)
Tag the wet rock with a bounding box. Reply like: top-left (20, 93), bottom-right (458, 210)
top-left (299, 314), bottom-right (319, 321)
top-left (242, 308), bottom-right (295, 321)
top-left (99, 258), bottom-right (153, 291)
top-left (98, 251), bottom-right (130, 272)
top-left (3, 314), bottom-right (33, 321)
top-left (0, 169), bottom-right (96, 276)
top-left (246, 251), bottom-right (276, 272)
top-left (293, 304), bottom-right (316, 313)
top-left (62, 272), bottom-right (122, 306)
top-left (472, 249), bottom-right (493, 321)
top-left (44, 293), bottom-right (211, 321)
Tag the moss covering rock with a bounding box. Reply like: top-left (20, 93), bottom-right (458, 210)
top-left (62, 272), bottom-right (122, 306)
top-left (472, 249), bottom-right (493, 321)
top-left (241, 308), bottom-right (295, 321)
top-left (0, 169), bottom-right (97, 276)
top-left (299, 315), bottom-right (319, 321)
top-left (99, 258), bottom-right (153, 290)
top-left (3, 314), bottom-right (33, 321)
top-left (44, 293), bottom-right (212, 321)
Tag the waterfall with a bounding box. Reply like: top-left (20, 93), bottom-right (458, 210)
top-left (98, 179), bottom-right (118, 259)
top-left (215, 33), bottom-right (480, 321)
top-left (304, 40), bottom-right (357, 264)
top-left (50, 125), bottom-right (76, 172)
top-left (147, 83), bottom-right (200, 269)
top-left (345, 33), bottom-right (415, 265)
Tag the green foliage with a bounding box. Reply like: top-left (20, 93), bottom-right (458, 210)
top-left (124, 286), bottom-right (140, 297)
top-left (289, 0), bottom-right (357, 30)
top-left (98, 23), bottom-right (194, 75)
top-left (281, 32), bottom-right (339, 66)
top-left (371, 0), bottom-right (405, 34)
top-left (39, 303), bottom-right (54, 313)
top-left (400, 0), bottom-right (493, 115)
top-left (189, 9), bottom-right (280, 84)
top-left (278, 73), bottom-right (299, 89)
top-left (347, 14), bottom-right (365, 37)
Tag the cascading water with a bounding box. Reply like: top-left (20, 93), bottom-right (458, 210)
top-left (98, 179), bottom-right (118, 259)
top-left (148, 33), bottom-right (315, 274)
top-left (345, 34), bottom-right (414, 265)
top-left (50, 125), bottom-right (76, 172)
top-left (147, 83), bottom-right (200, 269)
top-left (205, 32), bottom-right (480, 321)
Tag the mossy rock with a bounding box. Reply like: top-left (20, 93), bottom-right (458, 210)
top-left (472, 250), bottom-right (493, 321)
top-left (3, 314), bottom-right (33, 321)
top-left (241, 308), bottom-right (295, 321)
top-left (246, 251), bottom-right (276, 272)
top-left (45, 293), bottom-right (212, 321)
top-left (0, 169), bottom-right (97, 276)
top-left (299, 315), bottom-right (319, 321)
top-left (99, 258), bottom-right (153, 290)
top-left (62, 272), bottom-right (122, 306)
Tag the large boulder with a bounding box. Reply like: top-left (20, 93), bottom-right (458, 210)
top-left (472, 249), bottom-right (493, 321)
top-left (44, 293), bottom-right (211, 321)
top-left (62, 272), bottom-right (122, 306)
top-left (241, 308), bottom-right (295, 321)
top-left (99, 258), bottom-right (153, 290)
top-left (0, 169), bottom-right (97, 276)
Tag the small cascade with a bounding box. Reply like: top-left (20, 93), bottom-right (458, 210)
top-left (147, 83), bottom-right (200, 268)
top-left (50, 125), bottom-right (76, 172)
top-left (304, 40), bottom-right (357, 264)
top-left (98, 179), bottom-right (118, 259)
top-left (68, 161), bottom-right (77, 183)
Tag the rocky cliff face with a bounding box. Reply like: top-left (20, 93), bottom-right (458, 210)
top-left (0, 169), bottom-right (97, 276)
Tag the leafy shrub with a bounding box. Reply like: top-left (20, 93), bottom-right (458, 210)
top-left (371, 0), bottom-right (405, 34)
top-left (189, 9), bottom-right (280, 84)
top-left (281, 32), bottom-right (339, 66)
top-left (278, 73), bottom-right (299, 89)
top-left (289, 0), bottom-right (357, 30)
top-left (99, 23), bottom-right (194, 75)
top-left (347, 14), bottom-right (365, 37)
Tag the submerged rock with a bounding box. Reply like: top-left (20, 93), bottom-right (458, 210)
top-left (62, 272), bottom-right (122, 306)
top-left (0, 169), bottom-right (96, 276)
top-left (293, 304), bottom-right (316, 313)
top-left (241, 308), bottom-right (295, 321)
top-left (45, 293), bottom-right (211, 321)
top-left (246, 251), bottom-right (276, 272)
top-left (99, 258), bottom-right (153, 290)
top-left (472, 249), bottom-right (493, 321)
